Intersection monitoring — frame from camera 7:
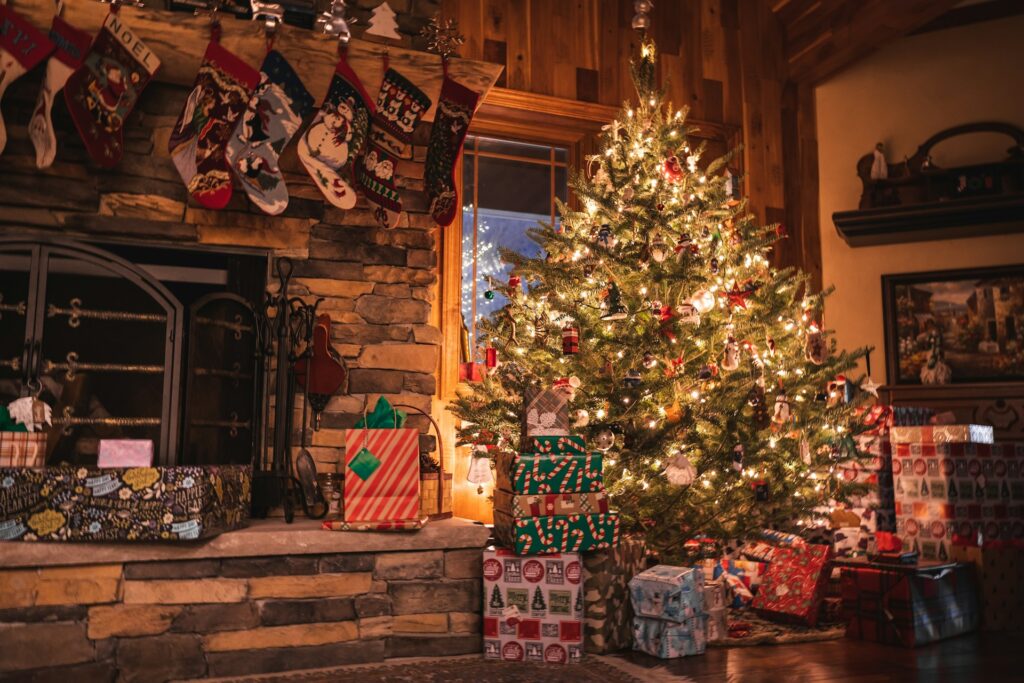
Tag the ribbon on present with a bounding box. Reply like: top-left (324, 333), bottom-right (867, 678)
top-left (355, 396), bottom-right (408, 429)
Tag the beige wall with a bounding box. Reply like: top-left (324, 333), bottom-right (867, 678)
top-left (817, 15), bottom-right (1024, 383)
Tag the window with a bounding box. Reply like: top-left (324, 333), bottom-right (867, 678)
top-left (460, 135), bottom-right (569, 358)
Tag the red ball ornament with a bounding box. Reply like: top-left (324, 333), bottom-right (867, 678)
top-left (663, 155), bottom-right (684, 182)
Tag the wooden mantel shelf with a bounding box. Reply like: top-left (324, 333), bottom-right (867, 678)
top-left (833, 193), bottom-right (1024, 247)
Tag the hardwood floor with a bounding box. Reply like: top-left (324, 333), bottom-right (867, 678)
top-left (611, 633), bottom-right (1024, 682)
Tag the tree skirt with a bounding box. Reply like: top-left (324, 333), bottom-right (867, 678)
top-left (197, 656), bottom-right (644, 683)
top-left (712, 609), bottom-right (845, 647)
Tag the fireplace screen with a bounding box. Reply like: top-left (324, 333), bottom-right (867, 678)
top-left (0, 238), bottom-right (266, 467)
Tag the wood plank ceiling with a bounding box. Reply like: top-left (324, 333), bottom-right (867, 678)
top-left (769, 0), bottom-right (965, 84)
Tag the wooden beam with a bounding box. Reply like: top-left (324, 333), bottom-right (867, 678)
top-left (912, 0), bottom-right (1024, 36)
top-left (13, 1), bottom-right (504, 121)
top-left (784, 0), bottom-right (962, 85)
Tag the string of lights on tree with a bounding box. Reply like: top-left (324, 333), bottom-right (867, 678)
top-left (450, 40), bottom-right (874, 555)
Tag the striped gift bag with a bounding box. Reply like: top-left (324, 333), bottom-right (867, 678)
top-left (344, 428), bottom-right (420, 522)
top-left (0, 432), bottom-right (46, 468)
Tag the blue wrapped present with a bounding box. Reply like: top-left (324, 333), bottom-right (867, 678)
top-left (629, 565), bottom-right (704, 623)
top-left (632, 616), bottom-right (707, 658)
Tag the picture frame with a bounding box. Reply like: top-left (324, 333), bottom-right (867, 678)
top-left (882, 264), bottom-right (1024, 386)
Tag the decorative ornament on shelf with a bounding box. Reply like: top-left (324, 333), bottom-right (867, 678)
top-left (419, 12), bottom-right (465, 59)
top-left (601, 282), bottom-right (628, 321)
top-left (562, 322), bottom-right (580, 355)
top-left (665, 452), bottom-right (696, 486)
top-left (364, 1), bottom-right (401, 41)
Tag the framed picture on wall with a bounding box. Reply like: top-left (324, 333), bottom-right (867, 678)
top-left (882, 264), bottom-right (1024, 386)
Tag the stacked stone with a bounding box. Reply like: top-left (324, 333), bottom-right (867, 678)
top-left (0, 545), bottom-right (485, 680)
top-left (493, 434), bottom-right (620, 555)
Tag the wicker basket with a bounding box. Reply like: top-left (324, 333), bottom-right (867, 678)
top-left (420, 471), bottom-right (453, 519)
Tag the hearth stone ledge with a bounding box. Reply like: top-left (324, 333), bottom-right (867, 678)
top-left (0, 517), bottom-right (491, 569)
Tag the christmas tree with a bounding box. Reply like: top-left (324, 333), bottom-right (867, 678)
top-left (451, 41), bottom-right (871, 557)
top-left (489, 584), bottom-right (504, 610)
top-left (531, 586), bottom-right (547, 611)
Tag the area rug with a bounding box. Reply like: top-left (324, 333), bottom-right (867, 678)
top-left (199, 655), bottom-right (645, 683)
top-left (711, 608), bottom-right (845, 647)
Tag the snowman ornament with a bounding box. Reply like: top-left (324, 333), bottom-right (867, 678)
top-left (664, 452), bottom-right (697, 486)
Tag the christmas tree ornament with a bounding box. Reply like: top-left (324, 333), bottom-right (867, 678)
top-left (726, 281), bottom-right (757, 309)
top-left (597, 224), bottom-right (618, 248)
top-left (731, 444), bottom-right (744, 472)
top-left (226, 50), bottom-right (314, 215)
top-left (721, 335), bottom-right (740, 371)
top-left (364, 1), bottom-right (401, 41)
top-left (65, 8), bottom-right (160, 168)
top-left (772, 389), bottom-right (791, 425)
top-left (805, 323), bottom-right (827, 365)
top-left (676, 302), bottom-right (700, 326)
top-left (298, 54), bottom-right (374, 210)
top-left (554, 376), bottom-right (581, 400)
top-left (467, 444), bottom-right (493, 494)
top-left (697, 363), bottom-right (718, 381)
top-left (664, 452), bottom-right (696, 486)
top-left (860, 376), bottom-right (880, 398)
top-left (357, 68), bottom-right (432, 228)
top-left (800, 437), bottom-right (812, 465)
top-left (752, 479), bottom-right (769, 501)
top-left (749, 385), bottom-right (770, 429)
top-left (484, 346), bottom-right (498, 368)
top-left (571, 409), bottom-right (590, 428)
top-left (766, 335), bottom-right (776, 357)
top-left (622, 370), bottom-right (643, 389)
top-left (169, 31), bottom-right (257, 208)
top-left (0, 4), bottom-right (53, 157)
top-left (426, 73), bottom-right (479, 226)
top-left (29, 15), bottom-right (90, 168)
top-left (657, 305), bottom-right (677, 343)
top-left (7, 396), bottom-right (52, 433)
top-left (649, 233), bottom-right (669, 263)
top-left (562, 322), bottom-right (579, 355)
top-left (601, 282), bottom-right (628, 321)
top-left (663, 155), bottom-right (683, 182)
top-left (593, 427), bottom-right (616, 452)
top-left (483, 289), bottom-right (495, 300)
top-left (642, 351), bottom-right (658, 369)
top-left (690, 290), bottom-right (716, 314)
top-left (533, 316), bottom-right (549, 344)
top-left (710, 258), bottom-right (719, 275)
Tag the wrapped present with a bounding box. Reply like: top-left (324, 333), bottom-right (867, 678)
top-left (840, 562), bottom-right (979, 647)
top-left (523, 435), bottom-right (586, 456)
top-left (629, 565), bottom-right (705, 623)
top-left (721, 572), bottom-right (753, 608)
top-left (950, 540), bottom-right (1024, 631)
top-left (752, 543), bottom-right (832, 626)
top-left (0, 432), bottom-right (46, 468)
top-left (493, 489), bottom-right (610, 517)
top-left (482, 547), bottom-right (584, 664)
top-left (891, 439), bottom-right (1024, 561)
top-left (583, 536), bottom-right (647, 653)
top-left (495, 450), bottom-right (605, 495)
top-left (706, 607), bottom-right (727, 642)
top-left (97, 439), bottom-right (153, 468)
top-left (494, 509), bottom-right (620, 555)
top-left (322, 516), bottom-right (428, 532)
top-left (521, 386), bottom-right (570, 442)
top-left (890, 424), bottom-right (994, 445)
top-left (703, 578), bottom-right (728, 610)
top-left (713, 559), bottom-right (767, 594)
top-left (759, 528), bottom-right (807, 547)
top-left (632, 616), bottom-right (706, 658)
top-left (344, 398), bottom-right (420, 522)
top-left (0, 465), bottom-right (250, 541)
top-left (739, 541), bottom-right (777, 563)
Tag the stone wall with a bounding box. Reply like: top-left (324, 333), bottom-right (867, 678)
top-left (0, 547), bottom-right (483, 681)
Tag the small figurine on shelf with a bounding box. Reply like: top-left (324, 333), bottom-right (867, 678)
top-left (870, 142), bottom-right (888, 180)
top-left (364, 1), bottom-right (401, 41)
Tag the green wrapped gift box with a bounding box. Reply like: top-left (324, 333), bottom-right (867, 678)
top-left (496, 450), bottom-right (605, 494)
top-left (522, 435), bottom-right (586, 456)
top-left (493, 488), bottom-right (610, 517)
top-left (494, 509), bottom-right (620, 555)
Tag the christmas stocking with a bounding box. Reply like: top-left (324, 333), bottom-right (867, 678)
top-left (297, 55), bottom-right (374, 210)
top-left (169, 35), bottom-right (258, 209)
top-left (425, 75), bottom-right (479, 227)
top-left (0, 4), bottom-right (54, 156)
top-left (29, 15), bottom-right (92, 169)
top-left (357, 68), bottom-right (432, 229)
top-left (225, 50), bottom-right (314, 215)
top-left (64, 9), bottom-right (159, 168)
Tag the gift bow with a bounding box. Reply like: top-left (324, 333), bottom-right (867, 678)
top-left (355, 397), bottom-right (408, 429)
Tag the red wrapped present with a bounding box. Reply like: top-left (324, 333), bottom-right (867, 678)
top-left (344, 427), bottom-right (420, 522)
top-left (752, 543), bottom-right (832, 626)
top-left (840, 561), bottom-right (979, 647)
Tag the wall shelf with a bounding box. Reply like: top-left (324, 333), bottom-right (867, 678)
top-left (833, 193), bottom-right (1024, 246)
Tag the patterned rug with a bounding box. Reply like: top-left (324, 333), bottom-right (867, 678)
top-left (200, 656), bottom-right (645, 683)
top-left (711, 609), bottom-right (845, 647)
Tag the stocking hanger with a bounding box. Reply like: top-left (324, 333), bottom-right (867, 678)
top-left (251, 1), bottom-right (283, 41)
top-left (316, 0), bottom-right (352, 51)
top-left (194, 0), bottom-right (224, 33)
top-left (97, 0), bottom-right (145, 8)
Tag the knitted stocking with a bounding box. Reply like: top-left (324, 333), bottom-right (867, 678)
top-left (0, 4), bottom-right (54, 156)
top-left (425, 74), bottom-right (479, 227)
top-left (29, 15), bottom-right (90, 168)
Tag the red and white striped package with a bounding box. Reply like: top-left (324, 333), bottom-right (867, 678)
top-left (344, 428), bottom-right (420, 522)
